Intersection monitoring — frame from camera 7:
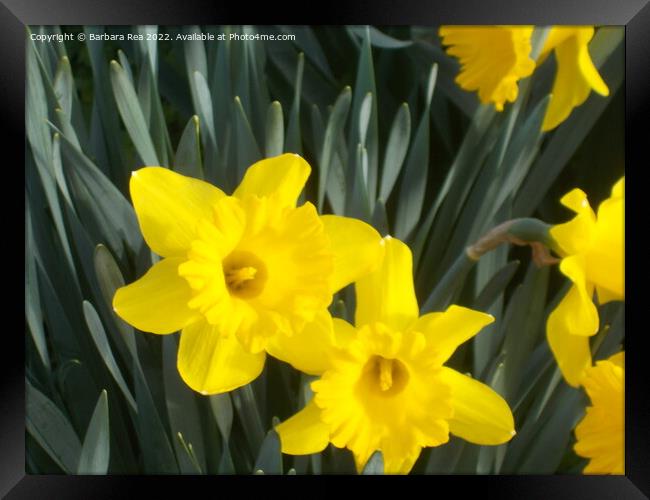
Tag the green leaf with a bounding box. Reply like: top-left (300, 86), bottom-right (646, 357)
top-left (472, 237), bottom-right (509, 377)
top-left (134, 362), bottom-right (180, 473)
top-left (26, 379), bottom-right (82, 473)
top-left (59, 134), bottom-right (143, 259)
top-left (26, 33), bottom-right (53, 178)
top-left (421, 252), bottom-right (475, 313)
top-left (501, 264), bottom-right (549, 401)
top-left (184, 26), bottom-right (208, 97)
top-left (77, 390), bottom-right (110, 474)
top-left (318, 86), bottom-right (351, 210)
top-left (53, 56), bottom-right (74, 119)
top-left (411, 104), bottom-right (497, 271)
top-left (347, 26), bottom-right (413, 49)
top-left (137, 51), bottom-right (172, 166)
top-left (25, 198), bottom-right (50, 370)
top-left (84, 27), bottom-right (125, 179)
top-left (348, 144), bottom-right (371, 222)
top-left (285, 52), bottom-right (304, 154)
top-left (232, 384), bottom-right (265, 455)
top-left (93, 244), bottom-right (138, 363)
top-left (117, 50), bottom-right (135, 88)
top-left (174, 115), bottom-right (203, 179)
top-left (361, 451), bottom-right (384, 474)
top-left (253, 429), bottom-right (282, 474)
top-left (51, 132), bottom-right (74, 207)
top-left (513, 40), bottom-right (623, 217)
top-left (371, 198), bottom-right (389, 236)
top-left (233, 96), bottom-right (262, 181)
top-left (394, 64), bottom-right (437, 240)
top-left (265, 101), bottom-right (284, 158)
top-left (473, 260), bottom-right (521, 311)
top-left (210, 393), bottom-right (234, 443)
top-left (109, 60), bottom-right (160, 166)
top-left (425, 437), bottom-right (465, 473)
top-left (516, 383), bottom-right (584, 473)
top-left (209, 393), bottom-right (236, 474)
top-left (347, 27), bottom-right (379, 209)
top-left (490, 95), bottom-right (550, 218)
top-left (409, 39), bottom-right (478, 118)
top-left (83, 301), bottom-right (136, 410)
top-left (244, 29), bottom-right (271, 145)
top-left (211, 36), bottom-right (232, 149)
top-left (162, 335), bottom-right (207, 474)
top-left (279, 26), bottom-right (336, 83)
top-left (379, 102), bottom-right (411, 201)
top-left (191, 71), bottom-right (220, 181)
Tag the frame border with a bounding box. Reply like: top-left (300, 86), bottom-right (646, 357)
top-left (7, 0), bottom-right (649, 497)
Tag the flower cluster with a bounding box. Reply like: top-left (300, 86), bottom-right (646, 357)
top-left (113, 155), bottom-right (515, 472)
top-left (544, 177), bottom-right (624, 475)
top-left (546, 177), bottom-right (624, 387)
top-left (439, 26), bottom-right (609, 131)
top-left (111, 27), bottom-right (623, 475)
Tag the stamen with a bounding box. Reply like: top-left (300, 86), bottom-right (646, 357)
top-left (378, 358), bottom-right (394, 391)
top-left (222, 251), bottom-right (268, 299)
top-left (225, 266), bottom-right (257, 290)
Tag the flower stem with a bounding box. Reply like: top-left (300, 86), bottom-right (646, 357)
top-left (421, 218), bottom-right (560, 313)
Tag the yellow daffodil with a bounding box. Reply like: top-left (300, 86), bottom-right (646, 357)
top-left (546, 177), bottom-right (624, 387)
top-left (113, 154), bottom-right (384, 395)
top-left (574, 352), bottom-right (624, 474)
top-left (439, 26), bottom-right (536, 111)
top-left (538, 27), bottom-right (609, 131)
top-left (275, 236), bottom-right (515, 474)
top-left (439, 26), bottom-right (609, 131)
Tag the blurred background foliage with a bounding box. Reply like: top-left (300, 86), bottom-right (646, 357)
top-left (25, 25), bottom-right (624, 474)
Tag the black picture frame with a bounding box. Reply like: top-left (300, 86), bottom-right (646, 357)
top-left (6, 0), bottom-right (649, 497)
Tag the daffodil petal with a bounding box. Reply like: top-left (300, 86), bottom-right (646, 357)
top-left (608, 351), bottom-right (624, 369)
top-left (439, 367), bottom-right (515, 445)
top-left (177, 320), bottom-right (265, 395)
top-left (332, 318), bottom-right (357, 350)
top-left (611, 177), bottom-right (624, 198)
top-left (550, 189), bottom-right (597, 256)
top-left (574, 354), bottom-right (624, 474)
top-left (557, 255), bottom-right (599, 336)
top-left (546, 286), bottom-right (593, 387)
top-left (113, 257), bottom-right (198, 334)
top-left (130, 167), bottom-right (225, 257)
top-left (542, 29), bottom-right (607, 131)
top-left (413, 305), bottom-right (494, 363)
top-left (538, 27), bottom-right (574, 60)
top-left (233, 153), bottom-right (310, 208)
top-left (440, 26), bottom-right (535, 111)
top-left (382, 449), bottom-right (421, 475)
top-left (587, 190), bottom-right (624, 301)
top-left (355, 236), bottom-right (418, 331)
top-left (320, 215), bottom-right (384, 294)
top-left (560, 188), bottom-right (589, 213)
top-left (276, 400), bottom-right (330, 455)
top-left (574, 27), bottom-right (609, 96)
top-left (266, 310), bottom-right (336, 375)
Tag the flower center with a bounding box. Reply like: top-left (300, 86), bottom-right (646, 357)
top-left (223, 251), bottom-right (267, 299)
top-left (361, 355), bottom-right (410, 396)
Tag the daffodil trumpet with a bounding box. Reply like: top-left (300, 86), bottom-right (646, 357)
top-left (574, 352), bottom-right (624, 474)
